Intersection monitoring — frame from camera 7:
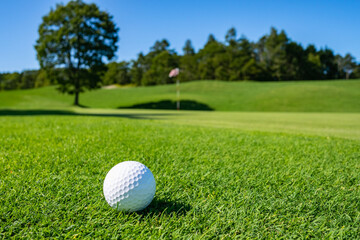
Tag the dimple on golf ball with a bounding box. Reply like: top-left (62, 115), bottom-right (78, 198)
top-left (103, 161), bottom-right (156, 212)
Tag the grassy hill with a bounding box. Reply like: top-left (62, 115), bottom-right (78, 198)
top-left (0, 79), bottom-right (360, 112)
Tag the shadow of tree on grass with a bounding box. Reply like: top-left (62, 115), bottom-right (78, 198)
top-left (119, 100), bottom-right (213, 111)
top-left (0, 109), bottom-right (174, 120)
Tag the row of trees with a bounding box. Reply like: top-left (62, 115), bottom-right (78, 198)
top-left (1, 27), bottom-right (359, 91)
top-left (0, 70), bottom-right (51, 90)
top-left (116, 27), bottom-right (359, 86)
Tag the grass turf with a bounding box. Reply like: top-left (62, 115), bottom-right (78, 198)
top-left (1, 81), bottom-right (360, 238)
top-left (1, 112), bottom-right (360, 238)
top-left (0, 79), bottom-right (360, 112)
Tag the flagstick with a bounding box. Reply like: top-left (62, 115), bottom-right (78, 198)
top-left (176, 78), bottom-right (180, 110)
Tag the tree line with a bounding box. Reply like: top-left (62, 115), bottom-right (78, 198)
top-left (2, 27), bottom-right (359, 92)
top-left (0, 69), bottom-right (51, 90)
top-left (113, 27), bottom-right (360, 86)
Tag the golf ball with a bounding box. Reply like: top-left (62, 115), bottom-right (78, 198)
top-left (103, 161), bottom-right (156, 212)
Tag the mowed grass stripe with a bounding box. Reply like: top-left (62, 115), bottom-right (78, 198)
top-left (1, 116), bottom-right (360, 238)
top-left (2, 108), bottom-right (358, 140)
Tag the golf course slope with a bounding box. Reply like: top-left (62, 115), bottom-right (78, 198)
top-left (0, 79), bottom-right (359, 112)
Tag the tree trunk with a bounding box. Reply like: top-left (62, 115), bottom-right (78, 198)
top-left (74, 91), bottom-right (79, 106)
top-left (73, 68), bottom-right (80, 106)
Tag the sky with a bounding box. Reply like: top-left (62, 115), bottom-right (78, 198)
top-left (0, 0), bottom-right (359, 72)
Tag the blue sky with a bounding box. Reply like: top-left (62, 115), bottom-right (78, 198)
top-left (0, 0), bottom-right (359, 72)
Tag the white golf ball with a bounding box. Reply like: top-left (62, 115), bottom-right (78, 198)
top-left (103, 161), bottom-right (156, 212)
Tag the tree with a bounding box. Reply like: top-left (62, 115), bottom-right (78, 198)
top-left (150, 39), bottom-right (170, 53)
top-left (283, 42), bottom-right (306, 80)
top-left (133, 39), bottom-right (178, 86)
top-left (256, 28), bottom-right (288, 80)
top-left (197, 35), bottom-right (226, 80)
top-left (179, 40), bottom-right (197, 82)
top-left (206, 34), bottom-right (216, 45)
top-left (336, 53), bottom-right (357, 79)
top-left (130, 53), bottom-right (146, 85)
top-left (318, 48), bottom-right (337, 79)
top-left (353, 64), bottom-right (360, 79)
top-left (183, 39), bottom-right (195, 56)
top-left (225, 27), bottom-right (237, 46)
top-left (303, 45), bottom-right (322, 80)
top-left (0, 72), bottom-right (21, 90)
top-left (102, 61), bottom-right (131, 85)
top-left (35, 69), bottom-right (51, 88)
top-left (142, 51), bottom-right (179, 85)
top-left (20, 70), bottom-right (38, 89)
top-left (35, 0), bottom-right (119, 105)
top-left (225, 35), bottom-right (263, 81)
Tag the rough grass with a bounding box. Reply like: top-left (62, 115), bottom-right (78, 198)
top-left (0, 79), bottom-right (360, 112)
top-left (1, 113), bottom-right (360, 239)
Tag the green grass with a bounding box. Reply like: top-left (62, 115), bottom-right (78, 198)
top-left (1, 80), bottom-right (360, 238)
top-left (1, 79), bottom-right (360, 112)
top-left (1, 110), bottom-right (360, 238)
top-left (1, 108), bottom-right (359, 140)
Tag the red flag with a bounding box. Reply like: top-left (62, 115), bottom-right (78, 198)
top-left (169, 68), bottom-right (179, 77)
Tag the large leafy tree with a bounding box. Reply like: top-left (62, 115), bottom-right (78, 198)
top-left (35, 0), bottom-right (118, 105)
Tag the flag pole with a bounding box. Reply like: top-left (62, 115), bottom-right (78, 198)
top-left (176, 78), bottom-right (180, 110)
top-left (169, 68), bottom-right (180, 111)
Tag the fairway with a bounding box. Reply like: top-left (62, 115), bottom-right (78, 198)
top-left (1, 109), bottom-right (360, 238)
